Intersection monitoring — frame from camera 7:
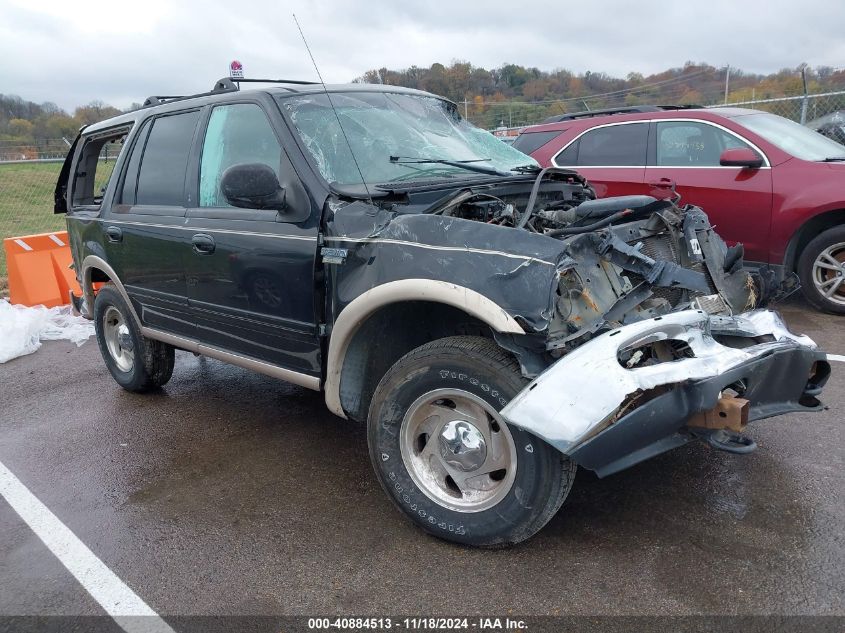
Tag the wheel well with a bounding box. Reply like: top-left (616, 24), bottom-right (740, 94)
top-left (785, 209), bottom-right (845, 271)
top-left (89, 267), bottom-right (112, 284)
top-left (337, 301), bottom-right (495, 422)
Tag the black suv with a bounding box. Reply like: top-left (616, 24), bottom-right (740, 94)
top-left (56, 78), bottom-right (830, 546)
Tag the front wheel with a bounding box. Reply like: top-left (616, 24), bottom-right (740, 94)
top-left (367, 336), bottom-right (576, 547)
top-left (798, 226), bottom-right (845, 314)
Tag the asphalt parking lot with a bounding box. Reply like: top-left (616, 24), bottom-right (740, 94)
top-left (1, 298), bottom-right (843, 629)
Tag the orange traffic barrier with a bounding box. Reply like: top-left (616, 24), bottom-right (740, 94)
top-left (3, 231), bottom-right (82, 308)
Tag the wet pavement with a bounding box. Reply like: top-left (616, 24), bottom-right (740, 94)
top-left (0, 298), bottom-right (843, 620)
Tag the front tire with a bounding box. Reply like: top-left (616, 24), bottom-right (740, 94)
top-left (367, 336), bottom-right (576, 547)
top-left (798, 226), bottom-right (845, 314)
top-left (93, 284), bottom-right (175, 392)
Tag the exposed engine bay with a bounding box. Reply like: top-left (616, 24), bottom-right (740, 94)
top-left (424, 167), bottom-right (778, 354)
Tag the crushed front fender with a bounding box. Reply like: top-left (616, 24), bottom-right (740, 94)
top-left (500, 309), bottom-right (831, 477)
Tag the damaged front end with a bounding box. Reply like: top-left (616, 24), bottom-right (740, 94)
top-left (321, 166), bottom-right (830, 472)
top-left (502, 309), bottom-right (830, 476)
top-left (282, 90), bottom-right (830, 474)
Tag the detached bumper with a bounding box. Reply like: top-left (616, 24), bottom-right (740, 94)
top-left (501, 309), bottom-right (831, 477)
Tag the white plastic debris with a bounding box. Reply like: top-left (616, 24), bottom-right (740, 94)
top-left (0, 299), bottom-right (94, 363)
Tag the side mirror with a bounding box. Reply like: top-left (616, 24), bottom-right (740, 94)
top-left (719, 148), bottom-right (763, 169)
top-left (220, 163), bottom-right (286, 210)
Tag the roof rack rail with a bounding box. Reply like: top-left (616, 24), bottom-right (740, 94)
top-left (222, 77), bottom-right (319, 86)
top-left (142, 78), bottom-right (239, 108)
top-left (654, 104), bottom-right (704, 110)
top-left (542, 104), bottom-right (704, 124)
top-left (142, 77), bottom-right (319, 109)
top-left (142, 95), bottom-right (186, 107)
top-left (542, 106), bottom-right (661, 123)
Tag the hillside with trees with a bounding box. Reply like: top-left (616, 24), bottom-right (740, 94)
top-left (2, 62), bottom-right (843, 159)
top-left (0, 97), bottom-right (130, 161)
top-left (355, 61), bottom-right (845, 129)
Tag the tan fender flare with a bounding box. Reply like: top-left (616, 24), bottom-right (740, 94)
top-left (324, 279), bottom-right (526, 418)
top-left (80, 255), bottom-right (141, 325)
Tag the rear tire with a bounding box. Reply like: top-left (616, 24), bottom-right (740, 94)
top-left (798, 226), bottom-right (845, 314)
top-left (367, 336), bottom-right (576, 547)
top-left (93, 284), bottom-right (175, 392)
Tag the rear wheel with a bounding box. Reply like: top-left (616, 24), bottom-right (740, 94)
top-left (798, 226), bottom-right (845, 314)
top-left (367, 336), bottom-right (576, 547)
top-left (93, 284), bottom-right (175, 392)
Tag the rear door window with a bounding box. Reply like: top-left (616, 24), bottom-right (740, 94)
top-left (574, 123), bottom-right (648, 166)
top-left (553, 140), bottom-right (579, 166)
top-left (135, 110), bottom-right (201, 206)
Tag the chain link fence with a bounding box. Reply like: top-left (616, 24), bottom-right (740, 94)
top-left (708, 90), bottom-right (845, 127)
top-left (1, 90), bottom-right (844, 288)
top-left (480, 89), bottom-right (845, 143)
top-left (0, 140), bottom-right (121, 287)
top-left (0, 138), bottom-right (72, 161)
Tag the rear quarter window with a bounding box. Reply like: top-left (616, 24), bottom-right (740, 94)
top-left (511, 130), bottom-right (564, 155)
top-left (71, 129), bottom-right (130, 208)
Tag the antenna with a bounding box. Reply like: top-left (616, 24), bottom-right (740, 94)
top-left (292, 13), bottom-right (374, 205)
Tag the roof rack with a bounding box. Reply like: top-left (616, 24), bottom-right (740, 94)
top-left (654, 104), bottom-right (704, 110)
top-left (224, 77), bottom-right (319, 86)
top-left (542, 104), bottom-right (703, 124)
top-left (142, 77), bottom-right (319, 109)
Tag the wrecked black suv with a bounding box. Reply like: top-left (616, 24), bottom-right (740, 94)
top-left (56, 78), bottom-right (831, 546)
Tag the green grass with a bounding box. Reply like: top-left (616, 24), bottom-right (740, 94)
top-left (0, 162), bottom-right (67, 278)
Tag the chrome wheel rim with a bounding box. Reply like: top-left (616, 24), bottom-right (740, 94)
top-left (812, 242), bottom-right (845, 306)
top-left (399, 388), bottom-right (517, 513)
top-left (102, 306), bottom-right (134, 372)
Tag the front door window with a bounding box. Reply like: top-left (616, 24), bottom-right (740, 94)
top-left (199, 103), bottom-right (282, 208)
top-left (655, 121), bottom-right (752, 166)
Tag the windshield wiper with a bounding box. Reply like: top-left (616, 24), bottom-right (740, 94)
top-left (820, 156), bottom-right (845, 162)
top-left (389, 155), bottom-right (508, 176)
top-left (511, 164), bottom-right (541, 173)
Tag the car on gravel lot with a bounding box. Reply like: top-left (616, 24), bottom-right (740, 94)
top-left (55, 79), bottom-right (831, 546)
top-left (514, 105), bottom-right (845, 313)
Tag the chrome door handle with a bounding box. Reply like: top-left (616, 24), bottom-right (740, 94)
top-left (105, 226), bottom-right (123, 243)
top-left (191, 233), bottom-right (215, 254)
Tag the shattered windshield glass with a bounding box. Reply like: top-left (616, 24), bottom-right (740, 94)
top-left (281, 91), bottom-right (537, 186)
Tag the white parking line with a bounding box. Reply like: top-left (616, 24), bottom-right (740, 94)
top-left (0, 459), bottom-right (175, 633)
top-left (827, 354), bottom-right (845, 363)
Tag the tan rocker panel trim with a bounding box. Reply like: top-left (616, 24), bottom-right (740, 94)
top-left (81, 255), bottom-right (320, 391)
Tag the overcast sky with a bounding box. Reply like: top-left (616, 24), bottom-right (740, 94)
top-left (2, 0), bottom-right (843, 112)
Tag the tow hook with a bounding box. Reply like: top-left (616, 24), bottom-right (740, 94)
top-left (687, 392), bottom-right (756, 454)
top-left (699, 428), bottom-right (757, 454)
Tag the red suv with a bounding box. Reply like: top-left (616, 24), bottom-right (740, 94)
top-left (515, 106), bottom-right (845, 313)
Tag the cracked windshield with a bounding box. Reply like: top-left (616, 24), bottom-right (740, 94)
top-left (282, 91), bottom-right (537, 185)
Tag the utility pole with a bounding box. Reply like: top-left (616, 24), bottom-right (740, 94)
top-left (724, 64), bottom-right (730, 105)
top-left (462, 99), bottom-right (468, 120)
top-left (800, 65), bottom-right (809, 124)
